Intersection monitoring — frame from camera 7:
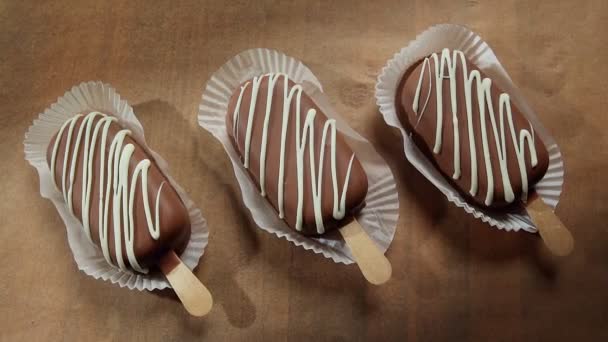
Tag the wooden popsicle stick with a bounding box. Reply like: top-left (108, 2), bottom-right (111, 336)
top-left (159, 250), bottom-right (213, 317)
top-left (527, 193), bottom-right (574, 256)
top-left (339, 219), bottom-right (392, 285)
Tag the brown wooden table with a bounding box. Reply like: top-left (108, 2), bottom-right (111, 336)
top-left (2, 1), bottom-right (607, 341)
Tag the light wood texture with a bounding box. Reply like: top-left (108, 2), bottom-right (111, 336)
top-left (339, 220), bottom-right (392, 285)
top-left (527, 194), bottom-right (574, 256)
top-left (2, 0), bottom-right (608, 341)
top-left (159, 251), bottom-right (213, 317)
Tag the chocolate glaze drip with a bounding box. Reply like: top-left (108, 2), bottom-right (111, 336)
top-left (47, 113), bottom-right (190, 272)
top-left (226, 74), bottom-right (368, 235)
top-left (397, 49), bottom-right (549, 209)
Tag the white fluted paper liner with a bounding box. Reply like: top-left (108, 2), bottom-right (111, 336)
top-left (199, 48), bottom-right (399, 264)
top-left (375, 24), bottom-right (565, 233)
top-left (24, 81), bottom-right (208, 290)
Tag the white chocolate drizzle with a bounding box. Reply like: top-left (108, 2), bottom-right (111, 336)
top-left (50, 112), bottom-right (164, 273)
top-left (412, 49), bottom-right (538, 206)
top-left (232, 73), bottom-right (354, 234)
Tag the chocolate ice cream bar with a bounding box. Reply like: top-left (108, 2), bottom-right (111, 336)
top-left (47, 112), bottom-right (191, 273)
top-left (226, 73), bottom-right (368, 235)
top-left (397, 48), bottom-right (549, 208)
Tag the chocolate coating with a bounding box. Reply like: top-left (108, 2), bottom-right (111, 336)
top-left (226, 75), bottom-right (368, 235)
top-left (47, 115), bottom-right (190, 271)
top-left (397, 51), bottom-right (549, 209)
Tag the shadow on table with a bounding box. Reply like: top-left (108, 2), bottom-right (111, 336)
top-left (260, 237), bottom-right (388, 318)
top-left (133, 99), bottom-right (258, 329)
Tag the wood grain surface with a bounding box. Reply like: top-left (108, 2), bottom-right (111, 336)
top-left (1, 0), bottom-right (607, 341)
